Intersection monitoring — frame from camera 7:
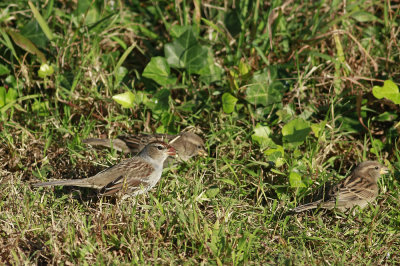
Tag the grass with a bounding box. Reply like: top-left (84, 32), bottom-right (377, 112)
top-left (1, 0), bottom-right (400, 264)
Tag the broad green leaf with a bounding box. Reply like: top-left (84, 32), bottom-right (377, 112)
top-left (6, 29), bottom-right (46, 63)
top-left (372, 80), bottom-right (400, 104)
top-left (311, 121), bottom-right (326, 138)
top-left (246, 71), bottom-right (284, 106)
top-left (276, 105), bottom-right (295, 123)
top-left (251, 124), bottom-right (274, 149)
top-left (114, 66), bottom-right (128, 85)
top-left (133, 91), bottom-right (149, 106)
top-left (289, 171), bottom-right (306, 188)
top-left (198, 50), bottom-right (223, 83)
top-left (154, 89), bottom-right (170, 111)
top-left (165, 29), bottom-right (196, 68)
top-left (112, 91), bottom-right (135, 108)
top-left (238, 60), bottom-right (250, 77)
top-left (21, 20), bottom-right (48, 49)
top-left (225, 9), bottom-right (241, 36)
top-left (169, 25), bottom-right (192, 38)
top-left (185, 45), bottom-right (209, 74)
top-left (146, 89), bottom-right (170, 112)
top-left (282, 118), bottom-right (311, 148)
top-left (221, 93), bottom-right (237, 114)
top-left (6, 88), bottom-right (18, 104)
top-left (0, 64), bottom-right (10, 76)
top-left (164, 29), bottom-right (209, 74)
top-left (142, 57), bottom-right (177, 86)
top-left (264, 145), bottom-right (285, 167)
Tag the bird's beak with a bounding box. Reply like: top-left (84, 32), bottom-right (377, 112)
top-left (198, 148), bottom-right (208, 157)
top-left (380, 166), bottom-right (389, 175)
top-left (167, 147), bottom-right (176, 156)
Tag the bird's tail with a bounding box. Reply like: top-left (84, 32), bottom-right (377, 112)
top-left (83, 138), bottom-right (130, 153)
top-left (291, 201), bottom-right (321, 213)
top-left (33, 179), bottom-right (96, 188)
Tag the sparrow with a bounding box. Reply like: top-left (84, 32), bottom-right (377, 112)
top-left (292, 161), bottom-right (389, 213)
top-left (83, 132), bottom-right (207, 164)
top-left (33, 141), bottom-right (176, 197)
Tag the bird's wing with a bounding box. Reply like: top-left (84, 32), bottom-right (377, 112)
top-left (101, 176), bottom-right (150, 196)
top-left (329, 174), bottom-right (377, 204)
top-left (85, 157), bottom-right (154, 189)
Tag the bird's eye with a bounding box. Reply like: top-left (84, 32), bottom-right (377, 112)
top-left (375, 166), bottom-right (379, 170)
top-left (197, 145), bottom-right (202, 149)
top-left (157, 145), bottom-right (164, 150)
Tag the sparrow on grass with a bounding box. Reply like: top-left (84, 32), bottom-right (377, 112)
top-left (292, 161), bottom-right (389, 213)
top-left (83, 132), bottom-right (206, 165)
top-left (33, 141), bottom-right (176, 198)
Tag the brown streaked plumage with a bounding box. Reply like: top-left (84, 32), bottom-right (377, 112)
top-left (33, 141), bottom-right (176, 198)
top-left (83, 132), bottom-right (206, 165)
top-left (292, 161), bottom-right (389, 213)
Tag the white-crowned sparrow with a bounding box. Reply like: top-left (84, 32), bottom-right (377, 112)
top-left (83, 132), bottom-right (206, 165)
top-left (33, 141), bottom-right (176, 197)
top-left (292, 161), bottom-right (389, 213)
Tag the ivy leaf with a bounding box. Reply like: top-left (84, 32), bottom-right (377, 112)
top-left (282, 118), bottom-right (311, 148)
top-left (289, 171), bottom-right (306, 188)
top-left (245, 70), bottom-right (284, 106)
top-left (164, 29), bottom-right (208, 74)
top-left (311, 121), bottom-right (326, 138)
top-left (146, 89), bottom-right (170, 112)
top-left (197, 51), bottom-right (223, 83)
top-left (142, 57), bottom-right (177, 86)
top-left (251, 124), bottom-right (275, 149)
top-left (221, 93), bottom-right (237, 114)
top-left (112, 91), bottom-right (135, 108)
top-left (264, 145), bottom-right (285, 167)
top-left (372, 80), bottom-right (400, 104)
top-left (6, 88), bottom-right (18, 104)
top-left (169, 25), bottom-right (192, 38)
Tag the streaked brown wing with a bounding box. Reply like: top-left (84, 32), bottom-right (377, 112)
top-left (333, 174), bottom-right (377, 203)
top-left (101, 176), bottom-right (149, 196)
top-left (85, 157), bottom-right (154, 189)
